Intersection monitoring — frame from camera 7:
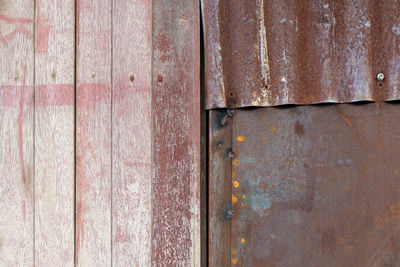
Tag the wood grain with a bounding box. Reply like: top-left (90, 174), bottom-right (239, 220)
top-left (0, 1), bottom-right (35, 265)
top-left (112, 0), bottom-right (152, 266)
top-left (76, 0), bottom-right (112, 265)
top-left (34, 0), bottom-right (75, 265)
top-left (152, 0), bottom-right (201, 265)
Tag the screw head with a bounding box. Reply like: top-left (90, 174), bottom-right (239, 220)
top-left (227, 109), bottom-right (235, 116)
top-left (376, 73), bottom-right (385, 82)
top-left (226, 209), bottom-right (234, 219)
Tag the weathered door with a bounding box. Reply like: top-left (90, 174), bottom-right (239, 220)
top-left (205, 1), bottom-right (400, 266)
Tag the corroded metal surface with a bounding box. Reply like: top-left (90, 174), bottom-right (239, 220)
top-left (208, 110), bottom-right (233, 266)
top-left (229, 103), bottom-right (400, 266)
top-left (203, 0), bottom-right (400, 108)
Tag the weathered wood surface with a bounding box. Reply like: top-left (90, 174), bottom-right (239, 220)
top-left (76, 0), bottom-right (112, 265)
top-left (0, 0), bottom-right (201, 265)
top-left (34, 0), bottom-right (75, 265)
top-left (152, 0), bottom-right (201, 265)
top-left (112, 0), bottom-right (152, 266)
top-left (0, 0), bottom-right (35, 265)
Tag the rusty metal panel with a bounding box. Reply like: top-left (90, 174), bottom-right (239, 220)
top-left (209, 110), bottom-right (233, 266)
top-left (226, 103), bottom-right (400, 266)
top-left (203, 0), bottom-right (400, 108)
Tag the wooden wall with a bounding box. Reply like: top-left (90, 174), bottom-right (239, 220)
top-left (0, 0), bottom-right (200, 266)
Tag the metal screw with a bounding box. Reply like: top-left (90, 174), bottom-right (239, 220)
top-left (226, 209), bottom-right (234, 219)
top-left (227, 109), bottom-right (235, 117)
top-left (226, 149), bottom-right (235, 158)
top-left (376, 73), bottom-right (385, 82)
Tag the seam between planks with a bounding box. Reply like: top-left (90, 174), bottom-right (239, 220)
top-left (150, 0), bottom-right (154, 265)
top-left (33, 0), bottom-right (37, 265)
top-left (110, 0), bottom-right (113, 265)
top-left (73, 0), bottom-right (78, 265)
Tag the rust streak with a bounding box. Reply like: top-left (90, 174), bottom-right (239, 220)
top-left (339, 112), bottom-right (352, 127)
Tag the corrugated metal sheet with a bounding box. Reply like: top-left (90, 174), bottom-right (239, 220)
top-left (203, 0), bottom-right (400, 108)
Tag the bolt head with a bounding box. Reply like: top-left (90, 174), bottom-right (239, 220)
top-left (376, 73), bottom-right (385, 82)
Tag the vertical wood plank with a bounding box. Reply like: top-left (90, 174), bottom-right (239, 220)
top-left (34, 0), bottom-right (75, 265)
top-left (112, 0), bottom-right (152, 266)
top-left (152, 0), bottom-right (201, 265)
top-left (76, 0), bottom-right (112, 265)
top-left (0, 1), bottom-right (35, 265)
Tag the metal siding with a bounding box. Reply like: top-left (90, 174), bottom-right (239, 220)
top-left (228, 103), bottom-right (400, 266)
top-left (204, 0), bottom-right (400, 108)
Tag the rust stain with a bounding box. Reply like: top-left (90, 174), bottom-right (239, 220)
top-left (339, 112), bottom-right (353, 127)
top-left (233, 159), bottom-right (240, 167)
top-left (232, 195), bottom-right (238, 204)
top-left (294, 121), bottom-right (305, 135)
top-left (203, 0), bottom-right (400, 108)
top-left (389, 204), bottom-right (400, 214)
top-left (236, 136), bottom-right (246, 142)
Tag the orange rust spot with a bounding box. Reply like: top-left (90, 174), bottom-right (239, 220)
top-left (232, 195), bottom-right (238, 204)
top-left (389, 205), bottom-right (400, 214)
top-left (233, 159), bottom-right (240, 166)
top-left (339, 112), bottom-right (352, 127)
top-left (233, 181), bottom-right (239, 188)
top-left (241, 238), bottom-right (246, 244)
top-left (236, 136), bottom-right (246, 142)
top-left (270, 125), bottom-right (277, 132)
top-left (242, 194), bottom-right (246, 199)
top-left (232, 248), bottom-right (238, 255)
top-left (232, 258), bottom-right (239, 264)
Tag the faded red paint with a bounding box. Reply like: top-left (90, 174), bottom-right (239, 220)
top-left (152, 1), bottom-right (200, 265)
top-left (0, 14), bottom-right (33, 24)
top-left (75, 200), bottom-right (84, 265)
top-left (36, 84), bottom-right (74, 106)
top-left (35, 0), bottom-right (53, 53)
top-left (17, 66), bottom-right (27, 185)
top-left (77, 83), bottom-right (110, 105)
top-left (1, 84), bottom-right (75, 107)
top-left (76, 0), bottom-right (81, 45)
top-left (35, 25), bottom-right (52, 53)
top-left (0, 24), bottom-right (33, 44)
top-left (0, 85), bottom-right (33, 107)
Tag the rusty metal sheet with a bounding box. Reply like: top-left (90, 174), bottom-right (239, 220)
top-left (203, 0), bottom-right (400, 108)
top-left (226, 103), bottom-right (400, 266)
top-left (208, 110), bottom-right (233, 266)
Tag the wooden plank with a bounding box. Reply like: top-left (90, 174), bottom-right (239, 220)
top-left (152, 0), bottom-right (201, 265)
top-left (34, 0), bottom-right (75, 265)
top-left (111, 0), bottom-right (152, 266)
top-left (76, 0), bottom-right (112, 265)
top-left (208, 110), bottom-right (233, 267)
top-left (0, 1), bottom-right (35, 265)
